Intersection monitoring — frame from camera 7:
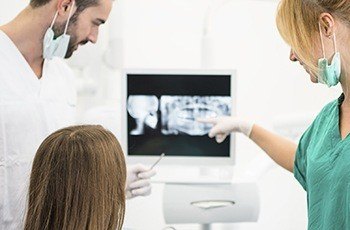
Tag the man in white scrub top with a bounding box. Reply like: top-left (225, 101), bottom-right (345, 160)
top-left (0, 0), bottom-right (156, 229)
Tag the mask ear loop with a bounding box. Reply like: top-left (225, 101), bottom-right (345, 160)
top-left (318, 22), bottom-right (326, 59)
top-left (332, 33), bottom-right (337, 53)
top-left (50, 11), bottom-right (59, 29)
top-left (63, 1), bottom-right (75, 35)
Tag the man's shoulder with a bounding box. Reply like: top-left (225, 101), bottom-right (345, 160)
top-left (48, 57), bottom-right (76, 80)
top-left (48, 58), bottom-right (77, 103)
top-left (50, 57), bottom-right (74, 72)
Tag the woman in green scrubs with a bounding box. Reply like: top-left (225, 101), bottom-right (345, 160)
top-left (199, 0), bottom-right (350, 229)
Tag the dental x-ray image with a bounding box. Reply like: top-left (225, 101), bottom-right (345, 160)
top-left (126, 73), bottom-right (232, 157)
top-left (161, 96), bottom-right (231, 136)
top-left (127, 95), bottom-right (159, 135)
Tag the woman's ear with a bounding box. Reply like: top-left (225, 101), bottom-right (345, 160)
top-left (319, 13), bottom-right (335, 38)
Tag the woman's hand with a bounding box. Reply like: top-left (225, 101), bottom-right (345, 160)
top-left (197, 116), bottom-right (254, 142)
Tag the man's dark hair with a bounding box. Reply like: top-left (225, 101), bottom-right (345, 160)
top-left (30, 0), bottom-right (99, 13)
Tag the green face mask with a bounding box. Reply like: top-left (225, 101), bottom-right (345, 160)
top-left (317, 23), bottom-right (341, 87)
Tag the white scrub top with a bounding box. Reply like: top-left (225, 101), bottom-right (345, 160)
top-left (0, 30), bottom-right (77, 229)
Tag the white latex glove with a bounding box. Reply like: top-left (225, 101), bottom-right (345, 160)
top-left (197, 116), bottom-right (254, 143)
top-left (126, 164), bottom-right (157, 199)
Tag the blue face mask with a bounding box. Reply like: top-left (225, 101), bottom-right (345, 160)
top-left (43, 2), bottom-right (75, 60)
top-left (317, 23), bottom-right (341, 87)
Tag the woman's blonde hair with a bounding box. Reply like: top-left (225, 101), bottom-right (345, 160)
top-left (276, 0), bottom-right (350, 75)
top-left (24, 125), bottom-right (126, 230)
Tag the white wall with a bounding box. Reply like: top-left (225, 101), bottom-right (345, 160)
top-left (1, 0), bottom-right (342, 229)
top-left (0, 0), bottom-right (28, 24)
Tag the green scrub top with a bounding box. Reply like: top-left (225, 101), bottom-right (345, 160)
top-left (294, 94), bottom-right (350, 229)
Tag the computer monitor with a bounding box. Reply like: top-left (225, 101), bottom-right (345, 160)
top-left (121, 69), bottom-right (236, 166)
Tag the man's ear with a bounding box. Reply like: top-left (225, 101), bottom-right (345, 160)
top-left (56, 0), bottom-right (76, 19)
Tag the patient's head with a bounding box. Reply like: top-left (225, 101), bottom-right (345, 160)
top-left (24, 125), bottom-right (126, 230)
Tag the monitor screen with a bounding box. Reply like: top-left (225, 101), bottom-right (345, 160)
top-left (126, 72), bottom-right (233, 158)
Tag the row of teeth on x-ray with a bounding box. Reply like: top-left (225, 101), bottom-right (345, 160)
top-left (127, 95), bottom-right (231, 136)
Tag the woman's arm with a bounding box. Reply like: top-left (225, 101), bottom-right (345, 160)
top-left (249, 124), bottom-right (297, 172)
top-left (198, 117), bottom-right (297, 172)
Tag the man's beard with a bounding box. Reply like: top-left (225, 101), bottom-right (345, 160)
top-left (65, 35), bottom-right (78, 58)
top-left (51, 12), bottom-right (82, 59)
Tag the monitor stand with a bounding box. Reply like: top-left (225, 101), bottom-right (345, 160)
top-left (202, 224), bottom-right (211, 230)
top-left (163, 183), bottom-right (259, 228)
top-left (200, 224), bottom-right (239, 230)
top-left (152, 165), bottom-right (233, 184)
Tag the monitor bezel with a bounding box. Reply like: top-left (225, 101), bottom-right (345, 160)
top-left (121, 69), bottom-right (236, 166)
